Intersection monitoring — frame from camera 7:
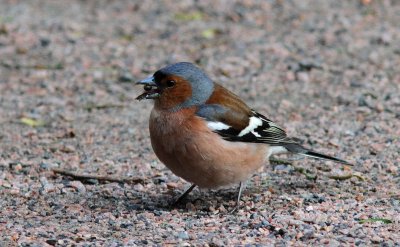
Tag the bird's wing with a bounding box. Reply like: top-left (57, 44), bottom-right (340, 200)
top-left (195, 84), bottom-right (351, 165)
top-left (195, 84), bottom-right (289, 145)
top-left (196, 104), bottom-right (288, 145)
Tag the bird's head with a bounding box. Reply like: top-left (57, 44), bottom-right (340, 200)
top-left (136, 62), bottom-right (214, 110)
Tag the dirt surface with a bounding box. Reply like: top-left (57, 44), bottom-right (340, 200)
top-left (0, 0), bottom-right (399, 246)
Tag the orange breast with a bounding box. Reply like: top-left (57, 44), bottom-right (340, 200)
top-left (149, 107), bottom-right (269, 188)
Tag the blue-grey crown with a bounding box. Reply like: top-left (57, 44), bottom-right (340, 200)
top-left (158, 62), bottom-right (215, 109)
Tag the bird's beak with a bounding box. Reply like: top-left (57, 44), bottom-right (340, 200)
top-left (136, 76), bottom-right (157, 86)
top-left (136, 76), bottom-right (161, 100)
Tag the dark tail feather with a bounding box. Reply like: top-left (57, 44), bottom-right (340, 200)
top-left (302, 150), bottom-right (352, 165)
top-left (283, 143), bottom-right (352, 165)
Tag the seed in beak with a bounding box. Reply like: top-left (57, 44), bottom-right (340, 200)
top-left (144, 85), bottom-right (153, 91)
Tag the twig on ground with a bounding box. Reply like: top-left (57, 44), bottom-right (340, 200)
top-left (269, 158), bottom-right (365, 182)
top-left (293, 166), bottom-right (318, 181)
top-left (52, 168), bottom-right (144, 184)
top-left (84, 103), bottom-right (125, 111)
top-left (328, 174), bottom-right (365, 181)
top-left (269, 157), bottom-right (294, 166)
top-left (269, 157), bottom-right (317, 181)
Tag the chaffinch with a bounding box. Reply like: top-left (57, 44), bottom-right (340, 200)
top-left (136, 62), bottom-right (350, 209)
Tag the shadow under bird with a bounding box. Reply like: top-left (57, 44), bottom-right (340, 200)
top-left (136, 62), bottom-right (351, 211)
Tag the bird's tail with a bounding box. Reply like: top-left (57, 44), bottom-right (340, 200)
top-left (282, 142), bottom-right (352, 165)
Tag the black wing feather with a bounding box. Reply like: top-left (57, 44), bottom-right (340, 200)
top-left (196, 105), bottom-right (289, 145)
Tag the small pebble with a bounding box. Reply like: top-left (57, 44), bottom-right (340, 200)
top-left (306, 206), bottom-right (314, 212)
top-left (69, 180), bottom-right (86, 193)
top-left (39, 177), bottom-right (55, 193)
top-left (166, 182), bottom-right (179, 189)
top-left (177, 231), bottom-right (189, 240)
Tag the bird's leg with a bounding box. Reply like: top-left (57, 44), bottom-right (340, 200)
top-left (230, 182), bottom-right (245, 213)
top-left (172, 184), bottom-right (196, 206)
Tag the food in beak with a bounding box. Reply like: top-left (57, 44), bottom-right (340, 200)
top-left (136, 85), bottom-right (161, 100)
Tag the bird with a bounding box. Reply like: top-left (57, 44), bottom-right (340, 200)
top-left (136, 62), bottom-right (351, 210)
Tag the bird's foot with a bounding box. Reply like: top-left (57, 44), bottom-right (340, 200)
top-left (171, 184), bottom-right (196, 207)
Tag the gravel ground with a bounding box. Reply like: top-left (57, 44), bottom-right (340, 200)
top-left (0, 0), bottom-right (399, 246)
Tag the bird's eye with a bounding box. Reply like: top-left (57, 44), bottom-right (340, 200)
top-left (166, 80), bottom-right (176, 88)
